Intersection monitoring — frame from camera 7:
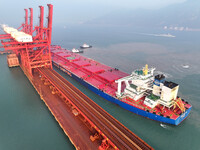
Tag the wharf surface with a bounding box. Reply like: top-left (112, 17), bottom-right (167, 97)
top-left (25, 67), bottom-right (153, 150)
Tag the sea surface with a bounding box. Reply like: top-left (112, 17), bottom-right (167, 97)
top-left (0, 25), bottom-right (200, 150)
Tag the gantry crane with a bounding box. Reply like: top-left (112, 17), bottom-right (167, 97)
top-left (0, 4), bottom-right (53, 77)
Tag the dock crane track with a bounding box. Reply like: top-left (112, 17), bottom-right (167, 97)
top-left (38, 68), bottom-right (153, 150)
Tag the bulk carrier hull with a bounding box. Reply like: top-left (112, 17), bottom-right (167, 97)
top-left (51, 46), bottom-right (192, 125)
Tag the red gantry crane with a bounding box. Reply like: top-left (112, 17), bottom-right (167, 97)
top-left (0, 4), bottom-right (153, 150)
top-left (0, 4), bottom-right (53, 77)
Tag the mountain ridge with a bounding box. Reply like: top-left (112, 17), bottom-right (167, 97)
top-left (85, 0), bottom-right (200, 29)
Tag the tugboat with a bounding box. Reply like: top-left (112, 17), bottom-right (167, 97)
top-left (80, 43), bottom-right (92, 49)
top-left (182, 64), bottom-right (189, 69)
top-left (72, 48), bottom-right (83, 53)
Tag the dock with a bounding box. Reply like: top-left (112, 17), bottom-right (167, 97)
top-left (23, 67), bottom-right (153, 149)
top-left (0, 4), bottom-right (154, 150)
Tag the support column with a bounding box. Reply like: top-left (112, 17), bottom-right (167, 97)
top-left (47, 4), bottom-right (53, 44)
top-left (29, 8), bottom-right (33, 34)
top-left (39, 6), bottom-right (44, 39)
top-left (116, 81), bottom-right (122, 97)
top-left (24, 9), bottom-right (28, 33)
top-left (39, 6), bottom-right (44, 28)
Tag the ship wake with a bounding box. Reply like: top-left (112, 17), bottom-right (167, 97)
top-left (160, 123), bottom-right (171, 130)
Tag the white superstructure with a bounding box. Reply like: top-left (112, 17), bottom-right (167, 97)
top-left (159, 81), bottom-right (179, 108)
top-left (115, 64), bottom-right (181, 109)
top-left (115, 64), bottom-right (155, 100)
top-left (1, 25), bottom-right (33, 42)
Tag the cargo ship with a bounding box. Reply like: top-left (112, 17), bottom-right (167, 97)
top-left (51, 45), bottom-right (192, 125)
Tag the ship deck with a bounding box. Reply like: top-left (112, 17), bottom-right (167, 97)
top-left (51, 46), bottom-right (128, 96)
top-left (51, 45), bottom-right (192, 121)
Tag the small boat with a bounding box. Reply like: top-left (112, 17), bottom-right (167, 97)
top-left (155, 33), bottom-right (176, 38)
top-left (80, 43), bottom-right (92, 49)
top-left (72, 48), bottom-right (83, 53)
top-left (182, 64), bottom-right (189, 69)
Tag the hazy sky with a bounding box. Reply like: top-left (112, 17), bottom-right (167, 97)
top-left (0, 0), bottom-right (187, 27)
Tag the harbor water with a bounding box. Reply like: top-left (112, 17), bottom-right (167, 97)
top-left (0, 25), bottom-right (200, 150)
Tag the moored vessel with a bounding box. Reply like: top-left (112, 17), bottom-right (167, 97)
top-left (51, 45), bottom-right (192, 125)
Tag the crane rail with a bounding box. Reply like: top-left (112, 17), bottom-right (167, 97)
top-left (38, 68), bottom-right (153, 150)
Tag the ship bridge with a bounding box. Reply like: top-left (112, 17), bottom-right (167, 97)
top-left (115, 64), bottom-right (155, 98)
